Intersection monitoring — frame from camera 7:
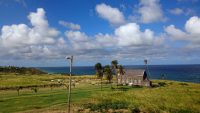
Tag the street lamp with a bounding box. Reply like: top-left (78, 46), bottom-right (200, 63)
top-left (66, 56), bottom-right (73, 113)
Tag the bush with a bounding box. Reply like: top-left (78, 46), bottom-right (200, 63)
top-left (84, 100), bottom-right (129, 112)
top-left (158, 82), bottom-right (167, 87)
top-left (179, 83), bottom-right (188, 86)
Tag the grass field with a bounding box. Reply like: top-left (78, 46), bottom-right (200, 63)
top-left (0, 73), bottom-right (200, 113)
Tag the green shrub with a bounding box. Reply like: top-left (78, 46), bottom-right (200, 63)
top-left (84, 100), bottom-right (129, 112)
top-left (158, 82), bottom-right (167, 87)
top-left (179, 83), bottom-right (189, 86)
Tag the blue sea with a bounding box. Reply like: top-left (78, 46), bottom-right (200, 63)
top-left (38, 65), bottom-right (200, 83)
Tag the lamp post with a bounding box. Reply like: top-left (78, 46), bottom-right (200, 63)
top-left (66, 56), bottom-right (73, 113)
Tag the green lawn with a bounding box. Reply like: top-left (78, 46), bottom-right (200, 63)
top-left (0, 73), bottom-right (199, 113)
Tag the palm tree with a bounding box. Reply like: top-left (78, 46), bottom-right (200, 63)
top-left (111, 60), bottom-right (118, 85)
top-left (94, 63), bottom-right (103, 90)
top-left (104, 65), bottom-right (113, 88)
top-left (118, 65), bottom-right (125, 84)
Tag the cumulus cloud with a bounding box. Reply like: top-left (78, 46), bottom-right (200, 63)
top-left (65, 30), bottom-right (99, 51)
top-left (138, 0), bottom-right (165, 23)
top-left (115, 23), bottom-right (155, 46)
top-left (0, 7), bottom-right (166, 65)
top-left (185, 16), bottom-right (200, 35)
top-left (165, 16), bottom-right (200, 47)
top-left (64, 22), bottom-right (164, 56)
top-left (165, 25), bottom-right (188, 40)
top-left (0, 8), bottom-right (65, 59)
top-left (1, 8), bottom-right (59, 48)
top-left (59, 20), bottom-right (81, 30)
top-left (96, 3), bottom-right (125, 25)
top-left (58, 21), bottom-right (165, 63)
top-left (169, 8), bottom-right (183, 15)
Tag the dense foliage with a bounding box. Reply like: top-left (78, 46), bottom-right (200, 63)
top-left (0, 66), bottom-right (47, 75)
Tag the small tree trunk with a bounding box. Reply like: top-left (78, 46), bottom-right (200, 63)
top-left (110, 80), bottom-right (112, 89)
top-left (17, 89), bottom-right (19, 96)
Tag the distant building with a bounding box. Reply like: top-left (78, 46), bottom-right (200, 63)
top-left (118, 69), bottom-right (151, 87)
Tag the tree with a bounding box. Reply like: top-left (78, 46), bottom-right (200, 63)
top-left (118, 65), bottom-right (125, 84)
top-left (104, 65), bottom-right (113, 88)
top-left (111, 60), bottom-right (118, 85)
top-left (95, 63), bottom-right (103, 90)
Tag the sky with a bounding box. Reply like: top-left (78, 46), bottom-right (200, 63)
top-left (0, 0), bottom-right (200, 67)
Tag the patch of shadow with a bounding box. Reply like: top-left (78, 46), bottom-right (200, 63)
top-left (33, 106), bottom-right (42, 109)
top-left (0, 100), bottom-right (4, 102)
top-left (41, 95), bottom-right (49, 97)
top-left (158, 82), bottom-right (167, 87)
top-left (196, 100), bottom-right (200, 104)
top-left (179, 83), bottom-right (189, 86)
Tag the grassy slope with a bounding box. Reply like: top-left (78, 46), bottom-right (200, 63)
top-left (89, 81), bottom-right (200, 113)
top-left (0, 73), bottom-right (199, 113)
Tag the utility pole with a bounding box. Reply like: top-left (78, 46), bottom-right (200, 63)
top-left (66, 56), bottom-right (73, 113)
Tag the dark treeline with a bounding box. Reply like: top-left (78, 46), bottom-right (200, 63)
top-left (0, 66), bottom-right (47, 75)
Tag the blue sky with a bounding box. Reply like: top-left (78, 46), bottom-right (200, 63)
top-left (0, 0), bottom-right (200, 67)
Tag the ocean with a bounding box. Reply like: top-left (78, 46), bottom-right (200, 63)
top-left (38, 65), bottom-right (200, 83)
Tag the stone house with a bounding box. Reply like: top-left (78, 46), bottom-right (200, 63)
top-left (118, 69), bottom-right (151, 87)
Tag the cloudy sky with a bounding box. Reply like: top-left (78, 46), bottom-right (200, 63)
top-left (0, 0), bottom-right (200, 66)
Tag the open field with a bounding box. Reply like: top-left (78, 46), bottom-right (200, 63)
top-left (0, 73), bottom-right (200, 113)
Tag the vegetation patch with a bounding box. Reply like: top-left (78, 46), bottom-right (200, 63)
top-left (84, 99), bottom-right (129, 112)
top-left (179, 82), bottom-right (189, 86)
top-left (158, 82), bottom-right (167, 87)
top-left (0, 66), bottom-right (47, 75)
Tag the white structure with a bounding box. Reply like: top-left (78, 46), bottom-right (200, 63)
top-left (118, 69), bottom-right (150, 87)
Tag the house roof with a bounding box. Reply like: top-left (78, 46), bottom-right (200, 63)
top-left (124, 69), bottom-right (145, 77)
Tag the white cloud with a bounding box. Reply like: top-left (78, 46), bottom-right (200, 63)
top-left (95, 33), bottom-right (117, 47)
top-left (165, 25), bottom-right (188, 40)
top-left (115, 23), bottom-right (163, 46)
top-left (169, 8), bottom-right (183, 15)
top-left (185, 16), bottom-right (200, 35)
top-left (138, 0), bottom-right (165, 23)
top-left (165, 16), bottom-right (200, 46)
top-left (0, 7), bottom-right (167, 65)
top-left (65, 31), bottom-right (100, 50)
top-left (96, 3), bottom-right (125, 25)
top-left (59, 20), bottom-right (81, 30)
top-left (1, 8), bottom-right (59, 49)
top-left (65, 22), bottom-right (163, 48)
top-left (62, 22), bottom-right (164, 61)
top-left (0, 8), bottom-right (62, 59)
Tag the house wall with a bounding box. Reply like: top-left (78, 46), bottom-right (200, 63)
top-left (118, 75), bottom-right (150, 86)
